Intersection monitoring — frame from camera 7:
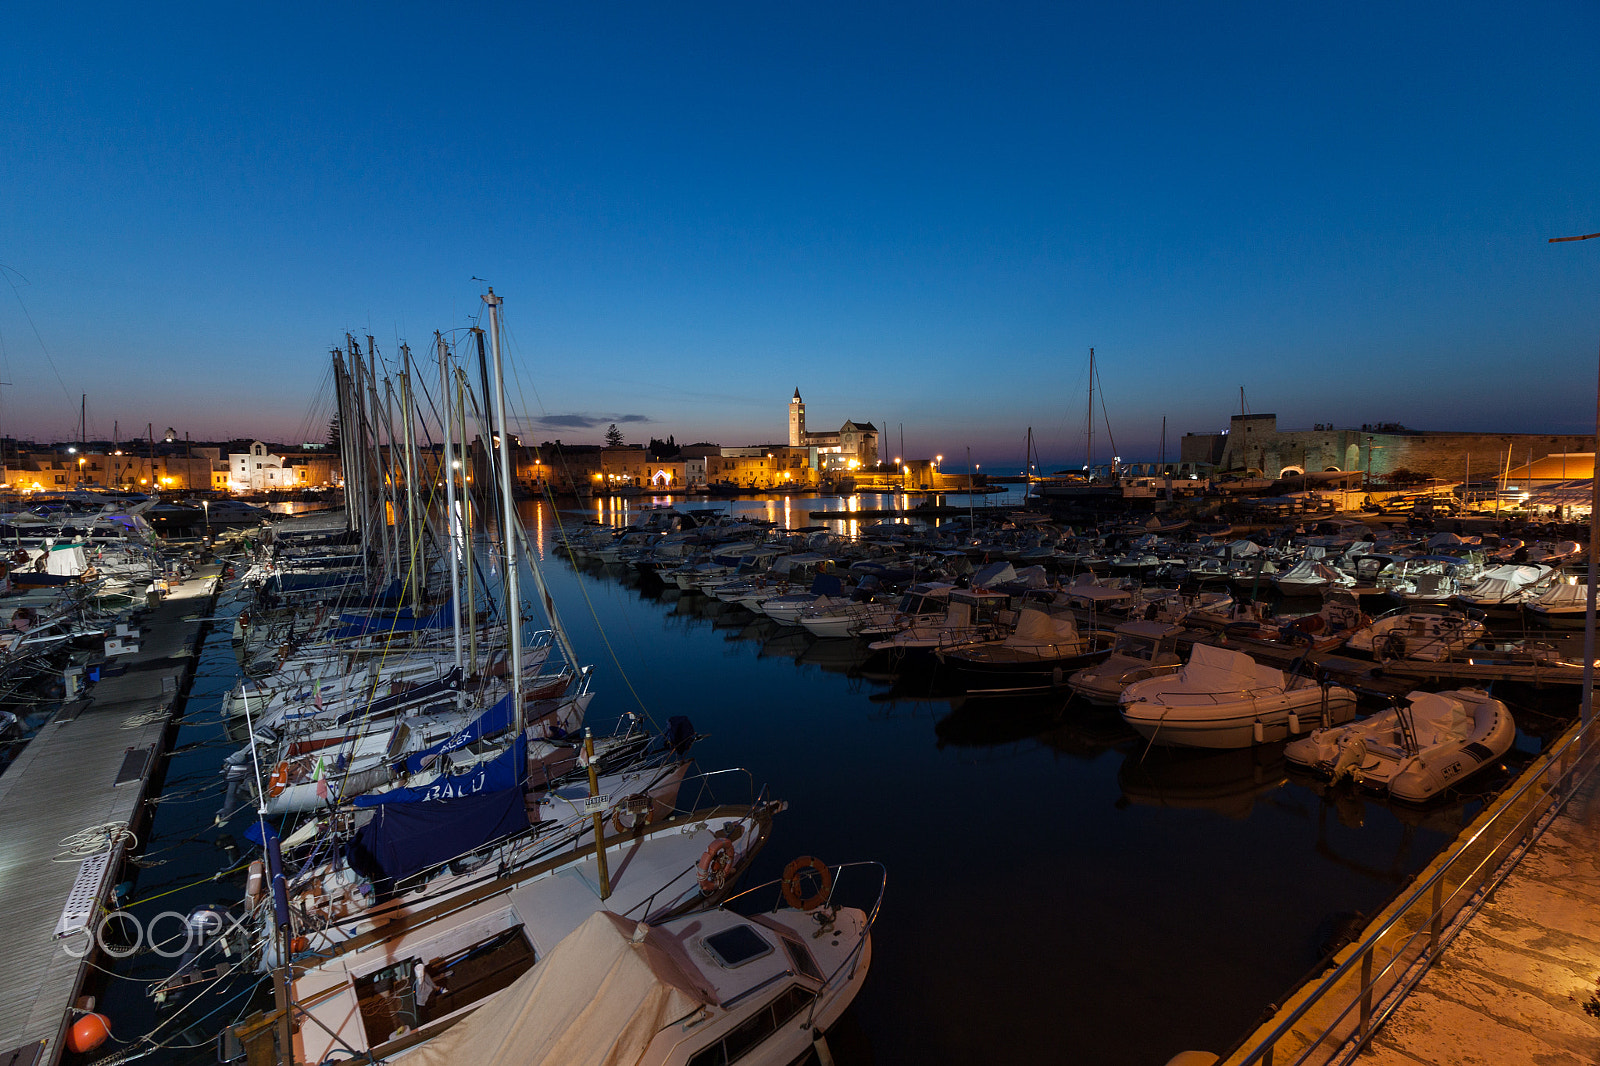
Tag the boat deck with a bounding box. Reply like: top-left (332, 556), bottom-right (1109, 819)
top-left (0, 564), bottom-right (222, 1066)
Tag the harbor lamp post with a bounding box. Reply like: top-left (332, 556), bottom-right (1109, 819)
top-left (202, 498), bottom-right (210, 540)
top-left (1549, 228), bottom-right (1600, 732)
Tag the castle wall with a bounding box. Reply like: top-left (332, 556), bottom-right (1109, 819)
top-left (1192, 413), bottom-right (1591, 481)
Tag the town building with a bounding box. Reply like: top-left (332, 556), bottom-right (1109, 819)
top-left (787, 389), bottom-right (880, 472)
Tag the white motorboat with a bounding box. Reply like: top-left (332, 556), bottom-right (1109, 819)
top-left (1524, 578), bottom-right (1589, 628)
top-left (1067, 619), bottom-right (1186, 705)
top-left (1119, 644), bottom-right (1358, 749)
top-left (276, 796), bottom-right (784, 1065)
top-left (1284, 688), bottom-right (1515, 803)
top-left (393, 862), bottom-right (882, 1066)
top-left (1453, 563), bottom-right (1553, 611)
top-left (936, 607), bottom-right (1109, 692)
top-left (1344, 607), bottom-right (1487, 661)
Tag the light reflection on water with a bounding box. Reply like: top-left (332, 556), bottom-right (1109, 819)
top-left (523, 494), bottom-right (1553, 1066)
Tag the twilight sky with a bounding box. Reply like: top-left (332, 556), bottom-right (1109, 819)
top-left (2, 3), bottom-right (1598, 472)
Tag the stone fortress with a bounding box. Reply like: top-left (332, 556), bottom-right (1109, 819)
top-left (1181, 413), bottom-right (1592, 483)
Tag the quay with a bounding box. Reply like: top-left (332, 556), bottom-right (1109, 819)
top-left (1210, 714), bottom-right (1600, 1066)
top-left (0, 562), bottom-right (223, 1066)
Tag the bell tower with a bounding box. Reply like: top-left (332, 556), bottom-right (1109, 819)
top-left (788, 387), bottom-right (805, 447)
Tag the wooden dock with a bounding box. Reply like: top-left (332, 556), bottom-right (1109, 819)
top-left (0, 564), bottom-right (222, 1066)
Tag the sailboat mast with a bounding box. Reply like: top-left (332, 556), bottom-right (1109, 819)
top-left (437, 334), bottom-right (464, 689)
top-left (1086, 348), bottom-right (1094, 478)
top-left (399, 343), bottom-right (423, 614)
top-left (483, 289), bottom-right (524, 723)
top-left (457, 367), bottom-right (477, 677)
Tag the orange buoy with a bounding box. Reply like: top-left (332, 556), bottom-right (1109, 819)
top-left (266, 762), bottom-right (290, 797)
top-left (780, 855), bottom-right (833, 911)
top-left (290, 935), bottom-right (309, 954)
top-left (69, 1013), bottom-right (112, 1054)
top-left (696, 838), bottom-right (735, 893)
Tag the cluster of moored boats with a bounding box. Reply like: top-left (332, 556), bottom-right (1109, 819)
top-left (160, 299), bottom-right (881, 1066)
top-left (564, 504), bottom-right (1581, 808)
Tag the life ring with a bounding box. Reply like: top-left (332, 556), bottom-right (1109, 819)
top-left (611, 794), bottom-right (653, 834)
top-left (266, 762), bottom-right (290, 798)
top-left (696, 838), bottom-right (735, 893)
top-left (780, 855), bottom-right (833, 911)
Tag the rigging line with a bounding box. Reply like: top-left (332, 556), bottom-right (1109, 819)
top-left (0, 264), bottom-right (73, 409)
top-left (537, 485), bottom-right (660, 731)
top-left (1094, 355), bottom-right (1118, 460)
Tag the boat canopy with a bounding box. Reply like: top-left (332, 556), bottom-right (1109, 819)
top-left (1005, 608), bottom-right (1077, 647)
top-left (404, 910), bottom-right (712, 1066)
top-left (345, 779), bottom-right (529, 892)
top-left (1178, 644), bottom-right (1282, 693)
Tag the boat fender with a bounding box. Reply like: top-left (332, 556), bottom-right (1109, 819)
top-left (244, 860), bottom-right (266, 904)
top-left (1253, 720), bottom-right (1265, 744)
top-left (611, 793), bottom-right (653, 834)
top-left (1288, 711), bottom-right (1302, 734)
top-left (696, 838), bottom-right (735, 893)
top-left (780, 855), bottom-right (834, 911)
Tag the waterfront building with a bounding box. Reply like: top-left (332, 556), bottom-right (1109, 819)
top-left (787, 388), bottom-right (879, 472)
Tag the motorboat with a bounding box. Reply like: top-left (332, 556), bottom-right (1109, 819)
top-left (1067, 620), bottom-right (1185, 705)
top-left (936, 608), bottom-right (1111, 693)
top-left (1453, 563), bottom-right (1554, 612)
top-left (1344, 606), bottom-right (1488, 661)
top-left (1524, 578), bottom-right (1589, 628)
top-left (390, 860), bottom-right (882, 1066)
top-left (1119, 643), bottom-right (1358, 749)
top-left (1284, 688), bottom-right (1514, 803)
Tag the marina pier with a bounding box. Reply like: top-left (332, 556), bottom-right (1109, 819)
top-left (0, 563), bottom-right (221, 1066)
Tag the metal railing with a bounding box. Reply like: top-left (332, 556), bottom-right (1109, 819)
top-left (1225, 713), bottom-right (1600, 1066)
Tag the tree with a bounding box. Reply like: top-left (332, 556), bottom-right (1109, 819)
top-left (605, 424), bottom-right (624, 447)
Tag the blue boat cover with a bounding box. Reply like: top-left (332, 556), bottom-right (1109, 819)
top-left (399, 689), bottom-right (516, 775)
top-left (345, 775), bottom-right (528, 893)
top-left (327, 596), bottom-right (454, 640)
top-left (355, 733), bottom-right (526, 808)
top-left (809, 573), bottom-right (843, 597)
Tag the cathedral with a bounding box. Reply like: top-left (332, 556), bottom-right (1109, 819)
top-left (788, 389), bottom-right (879, 471)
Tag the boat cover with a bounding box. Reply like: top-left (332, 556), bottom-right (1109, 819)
top-left (45, 543), bottom-right (87, 576)
top-left (400, 689), bottom-right (515, 774)
top-left (326, 596), bottom-right (454, 640)
top-left (358, 734), bottom-right (526, 808)
top-left (403, 910), bottom-right (711, 1066)
top-left (1408, 692), bottom-right (1474, 744)
top-left (972, 561), bottom-right (1018, 588)
top-left (1005, 609), bottom-right (1077, 647)
top-left (1531, 582), bottom-right (1588, 609)
top-left (1179, 644), bottom-right (1281, 692)
top-left (345, 779), bottom-right (529, 892)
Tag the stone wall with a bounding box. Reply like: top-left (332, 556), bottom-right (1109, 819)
top-left (1182, 414), bottom-right (1590, 482)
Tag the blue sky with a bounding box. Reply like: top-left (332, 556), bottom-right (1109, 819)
top-left (2, 3), bottom-right (1597, 472)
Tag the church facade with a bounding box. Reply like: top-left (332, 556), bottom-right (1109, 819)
top-left (787, 389), bottom-right (879, 472)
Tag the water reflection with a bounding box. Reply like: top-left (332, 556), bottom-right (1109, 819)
top-left (525, 496), bottom-right (1574, 1066)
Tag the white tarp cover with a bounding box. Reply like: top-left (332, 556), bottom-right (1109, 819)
top-left (1478, 564), bottom-right (1550, 587)
top-left (1410, 691), bottom-right (1475, 745)
top-left (46, 544), bottom-right (87, 576)
top-left (1226, 539), bottom-right (1263, 557)
top-left (1461, 577), bottom-right (1520, 604)
top-left (1531, 582), bottom-right (1587, 609)
top-left (971, 561), bottom-right (1017, 588)
top-left (1005, 608), bottom-right (1077, 647)
top-left (402, 911), bottom-right (710, 1066)
top-left (1009, 565), bottom-right (1051, 588)
top-left (1179, 644), bottom-right (1281, 693)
